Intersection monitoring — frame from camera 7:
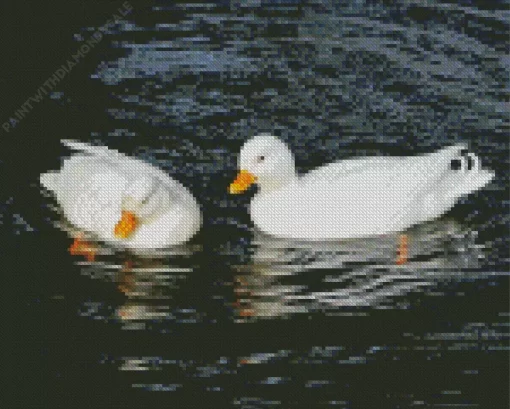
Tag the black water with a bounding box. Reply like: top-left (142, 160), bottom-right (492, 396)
top-left (1, 1), bottom-right (509, 408)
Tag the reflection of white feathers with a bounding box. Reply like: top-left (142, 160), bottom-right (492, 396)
top-left (72, 246), bottom-right (195, 325)
top-left (235, 220), bottom-right (487, 319)
top-left (237, 135), bottom-right (494, 240)
top-left (40, 140), bottom-right (201, 249)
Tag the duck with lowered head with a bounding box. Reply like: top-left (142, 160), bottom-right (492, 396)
top-left (40, 140), bottom-right (201, 258)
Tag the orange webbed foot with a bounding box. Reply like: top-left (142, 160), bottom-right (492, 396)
top-left (396, 234), bottom-right (408, 265)
top-left (69, 234), bottom-right (97, 262)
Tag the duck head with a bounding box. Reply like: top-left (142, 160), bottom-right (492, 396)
top-left (229, 134), bottom-right (297, 195)
top-left (114, 176), bottom-right (169, 239)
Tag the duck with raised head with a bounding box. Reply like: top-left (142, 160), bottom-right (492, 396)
top-left (229, 134), bottom-right (494, 263)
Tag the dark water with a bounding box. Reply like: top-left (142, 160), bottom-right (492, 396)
top-left (1, 1), bottom-right (509, 408)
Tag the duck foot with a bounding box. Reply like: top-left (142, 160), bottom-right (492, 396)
top-left (69, 234), bottom-right (96, 262)
top-left (396, 234), bottom-right (408, 265)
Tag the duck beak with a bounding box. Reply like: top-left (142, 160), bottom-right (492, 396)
top-left (229, 170), bottom-right (257, 194)
top-left (114, 210), bottom-right (138, 238)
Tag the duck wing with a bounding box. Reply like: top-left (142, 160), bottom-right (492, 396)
top-left (60, 140), bottom-right (183, 191)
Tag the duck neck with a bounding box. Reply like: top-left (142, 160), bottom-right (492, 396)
top-left (258, 170), bottom-right (298, 195)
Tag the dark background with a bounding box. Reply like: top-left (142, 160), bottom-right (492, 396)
top-left (1, 0), bottom-right (508, 408)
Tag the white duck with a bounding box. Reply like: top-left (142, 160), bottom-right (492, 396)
top-left (229, 134), bottom-right (494, 243)
top-left (40, 140), bottom-right (201, 253)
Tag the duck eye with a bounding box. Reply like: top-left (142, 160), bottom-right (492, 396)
top-left (257, 155), bottom-right (265, 162)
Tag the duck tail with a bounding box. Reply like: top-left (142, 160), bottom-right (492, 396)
top-left (61, 139), bottom-right (108, 155)
top-left (445, 145), bottom-right (495, 198)
top-left (459, 167), bottom-right (495, 196)
top-left (61, 139), bottom-right (89, 151)
top-left (40, 171), bottom-right (59, 193)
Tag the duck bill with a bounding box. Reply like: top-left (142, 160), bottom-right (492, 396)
top-left (114, 210), bottom-right (138, 238)
top-left (229, 170), bottom-right (256, 194)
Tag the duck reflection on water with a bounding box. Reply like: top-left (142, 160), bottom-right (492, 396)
top-left (64, 213), bottom-right (490, 325)
top-left (69, 241), bottom-right (199, 328)
top-left (233, 217), bottom-right (490, 321)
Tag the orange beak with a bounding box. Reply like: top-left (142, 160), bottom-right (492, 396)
top-left (229, 170), bottom-right (257, 194)
top-left (114, 210), bottom-right (138, 239)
